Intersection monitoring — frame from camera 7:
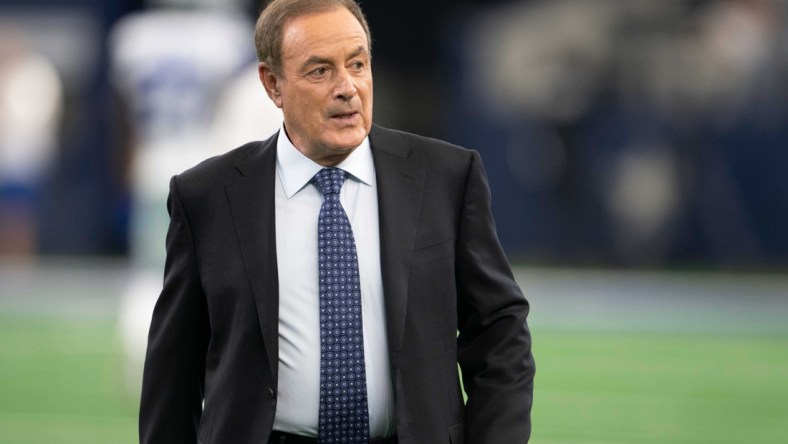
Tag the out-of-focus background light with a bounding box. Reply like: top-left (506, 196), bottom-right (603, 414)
top-left (1, 0), bottom-right (786, 443)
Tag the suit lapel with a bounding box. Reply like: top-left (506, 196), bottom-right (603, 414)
top-left (370, 125), bottom-right (425, 374)
top-left (225, 135), bottom-right (280, 382)
top-left (222, 127), bottom-right (424, 387)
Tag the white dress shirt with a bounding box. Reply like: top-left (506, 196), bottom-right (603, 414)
top-left (272, 125), bottom-right (395, 438)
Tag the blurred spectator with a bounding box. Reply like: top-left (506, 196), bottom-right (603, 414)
top-left (111, 0), bottom-right (281, 394)
top-left (108, 0), bottom-right (257, 268)
top-left (1, 1), bottom-right (136, 256)
top-left (210, 61), bottom-right (283, 151)
top-left (0, 29), bottom-right (62, 256)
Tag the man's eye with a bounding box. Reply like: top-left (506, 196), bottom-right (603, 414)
top-left (350, 62), bottom-right (364, 70)
top-left (310, 67), bottom-right (328, 77)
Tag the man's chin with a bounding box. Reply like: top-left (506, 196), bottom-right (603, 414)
top-left (326, 132), bottom-right (368, 151)
top-left (325, 144), bottom-right (360, 157)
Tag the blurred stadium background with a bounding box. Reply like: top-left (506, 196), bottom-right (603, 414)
top-left (1, 0), bottom-right (787, 443)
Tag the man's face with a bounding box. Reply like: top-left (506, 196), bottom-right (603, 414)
top-left (261, 7), bottom-right (373, 166)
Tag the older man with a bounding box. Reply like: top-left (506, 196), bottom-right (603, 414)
top-left (138, 1), bottom-right (534, 443)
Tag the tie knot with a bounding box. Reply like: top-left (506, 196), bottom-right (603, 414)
top-left (313, 167), bottom-right (347, 196)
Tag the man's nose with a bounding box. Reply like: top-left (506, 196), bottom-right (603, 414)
top-left (333, 68), bottom-right (358, 101)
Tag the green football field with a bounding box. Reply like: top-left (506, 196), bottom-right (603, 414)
top-left (1, 314), bottom-right (787, 444)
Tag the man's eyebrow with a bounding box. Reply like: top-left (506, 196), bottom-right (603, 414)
top-left (300, 46), bottom-right (369, 70)
top-left (302, 55), bottom-right (332, 69)
top-left (348, 46), bottom-right (368, 59)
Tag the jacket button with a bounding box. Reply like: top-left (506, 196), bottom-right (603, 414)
top-left (268, 387), bottom-right (276, 398)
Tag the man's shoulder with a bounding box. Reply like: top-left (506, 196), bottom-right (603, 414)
top-left (370, 124), bottom-right (477, 171)
top-left (370, 124), bottom-right (473, 156)
top-left (176, 134), bottom-right (276, 191)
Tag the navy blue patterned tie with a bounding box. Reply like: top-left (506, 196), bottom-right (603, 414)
top-left (313, 168), bottom-right (370, 443)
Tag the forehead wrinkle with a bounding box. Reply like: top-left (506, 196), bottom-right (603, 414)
top-left (284, 17), bottom-right (364, 46)
top-left (305, 45), bottom-right (366, 63)
top-left (296, 42), bottom-right (368, 71)
top-left (280, 9), bottom-right (369, 74)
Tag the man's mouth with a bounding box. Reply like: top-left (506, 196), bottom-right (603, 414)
top-left (330, 111), bottom-right (359, 120)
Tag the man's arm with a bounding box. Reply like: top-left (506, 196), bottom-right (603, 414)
top-left (139, 176), bottom-right (210, 444)
top-left (455, 151), bottom-right (535, 442)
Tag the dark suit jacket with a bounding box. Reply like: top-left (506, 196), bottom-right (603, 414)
top-left (139, 125), bottom-right (535, 444)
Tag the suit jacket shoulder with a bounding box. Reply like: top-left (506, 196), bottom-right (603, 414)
top-left (370, 124), bottom-right (474, 159)
top-left (175, 132), bottom-right (278, 196)
top-left (369, 124), bottom-right (480, 185)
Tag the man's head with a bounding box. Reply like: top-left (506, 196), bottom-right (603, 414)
top-left (255, 0), bottom-right (371, 78)
top-left (255, 0), bottom-right (373, 166)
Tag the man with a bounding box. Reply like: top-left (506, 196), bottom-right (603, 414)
top-left (139, 0), bottom-right (535, 443)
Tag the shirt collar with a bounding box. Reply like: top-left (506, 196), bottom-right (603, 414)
top-left (276, 123), bottom-right (375, 198)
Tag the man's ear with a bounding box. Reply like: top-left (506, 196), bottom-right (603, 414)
top-left (258, 63), bottom-right (284, 109)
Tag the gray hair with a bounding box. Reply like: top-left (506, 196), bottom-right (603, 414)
top-left (254, 0), bottom-right (372, 77)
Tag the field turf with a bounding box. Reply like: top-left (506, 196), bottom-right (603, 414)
top-left (1, 314), bottom-right (786, 443)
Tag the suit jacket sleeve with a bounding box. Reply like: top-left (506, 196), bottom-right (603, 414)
top-left (455, 151), bottom-right (535, 442)
top-left (139, 175), bottom-right (210, 444)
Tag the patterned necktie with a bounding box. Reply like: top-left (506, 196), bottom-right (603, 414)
top-left (313, 168), bottom-right (370, 443)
